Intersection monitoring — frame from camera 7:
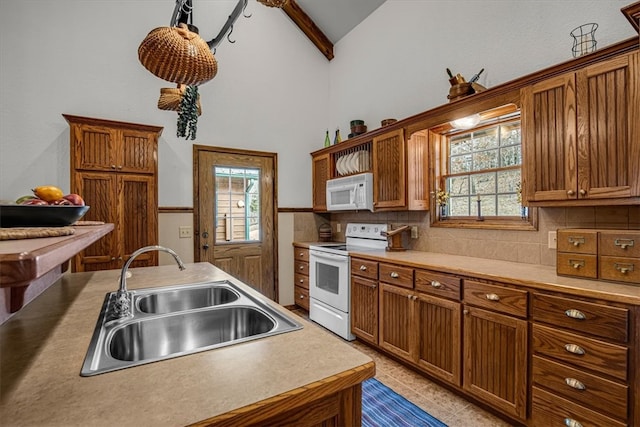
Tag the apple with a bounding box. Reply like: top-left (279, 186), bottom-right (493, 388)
top-left (63, 193), bottom-right (85, 206)
top-left (51, 199), bottom-right (72, 205)
top-left (22, 198), bottom-right (48, 205)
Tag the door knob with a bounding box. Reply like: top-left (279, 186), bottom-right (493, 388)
top-left (202, 231), bottom-right (209, 238)
top-left (202, 243), bottom-right (209, 250)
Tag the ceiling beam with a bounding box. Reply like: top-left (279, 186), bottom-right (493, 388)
top-left (282, 0), bottom-right (334, 60)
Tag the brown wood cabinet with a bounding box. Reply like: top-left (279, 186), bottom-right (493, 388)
top-left (522, 51), bottom-right (640, 206)
top-left (312, 154), bottom-right (330, 211)
top-left (64, 115), bottom-right (162, 272)
top-left (292, 244), bottom-right (310, 310)
top-left (350, 257), bottom-right (379, 345)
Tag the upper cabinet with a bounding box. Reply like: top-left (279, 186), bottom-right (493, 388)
top-left (311, 128), bottom-right (429, 212)
top-left (521, 51), bottom-right (639, 206)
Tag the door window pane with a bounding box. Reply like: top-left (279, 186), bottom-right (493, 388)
top-left (214, 167), bottom-right (260, 243)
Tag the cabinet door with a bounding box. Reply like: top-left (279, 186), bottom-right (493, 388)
top-left (521, 73), bottom-right (578, 202)
top-left (120, 128), bottom-right (157, 174)
top-left (576, 52), bottom-right (640, 199)
top-left (351, 276), bottom-right (378, 345)
top-left (406, 130), bottom-right (430, 210)
top-left (463, 306), bottom-right (527, 420)
top-left (312, 153), bottom-right (330, 211)
top-left (71, 124), bottom-right (119, 172)
top-left (379, 283), bottom-right (414, 361)
top-left (73, 172), bottom-right (119, 271)
top-left (120, 174), bottom-right (158, 267)
top-left (373, 129), bottom-right (406, 209)
top-left (416, 293), bottom-right (461, 386)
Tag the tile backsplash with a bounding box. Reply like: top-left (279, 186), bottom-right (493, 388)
top-left (293, 206), bottom-right (639, 267)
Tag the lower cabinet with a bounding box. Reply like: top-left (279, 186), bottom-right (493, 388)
top-left (379, 283), bottom-right (415, 360)
top-left (292, 245), bottom-right (309, 310)
top-left (351, 276), bottom-right (378, 345)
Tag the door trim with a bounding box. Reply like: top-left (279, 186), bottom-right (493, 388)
top-left (192, 145), bottom-right (279, 302)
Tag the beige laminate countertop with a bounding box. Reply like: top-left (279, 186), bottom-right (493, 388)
top-left (0, 263), bottom-right (373, 427)
top-left (297, 243), bottom-right (640, 304)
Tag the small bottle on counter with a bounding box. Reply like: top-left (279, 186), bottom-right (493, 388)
top-left (333, 128), bottom-right (342, 145)
top-left (324, 130), bottom-right (331, 147)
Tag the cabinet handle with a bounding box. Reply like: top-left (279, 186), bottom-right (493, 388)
top-left (568, 236), bottom-right (585, 247)
top-left (615, 238), bottom-right (634, 250)
top-left (299, 279), bottom-right (304, 283)
top-left (615, 263), bottom-right (634, 274)
top-left (463, 309), bottom-right (469, 315)
top-left (368, 284), bottom-right (377, 289)
top-left (485, 293), bottom-right (500, 301)
top-left (111, 257), bottom-right (116, 261)
top-left (564, 343), bottom-right (586, 355)
top-left (579, 189), bottom-right (586, 196)
top-left (390, 272), bottom-right (399, 278)
top-left (117, 256), bottom-right (123, 261)
top-left (299, 252), bottom-right (304, 257)
top-left (567, 189), bottom-right (575, 196)
top-left (111, 164), bottom-right (117, 169)
top-left (360, 265), bottom-right (367, 271)
top-left (565, 309), bottom-right (586, 320)
top-left (564, 377), bottom-right (586, 390)
top-left (569, 259), bottom-right (585, 269)
top-left (299, 265), bottom-right (304, 270)
top-left (299, 294), bottom-right (305, 299)
top-left (412, 295), bottom-right (417, 301)
top-left (564, 418), bottom-right (584, 427)
top-left (117, 165), bottom-right (123, 169)
top-left (431, 280), bottom-right (443, 288)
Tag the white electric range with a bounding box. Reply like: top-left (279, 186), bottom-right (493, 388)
top-left (308, 223), bottom-right (388, 340)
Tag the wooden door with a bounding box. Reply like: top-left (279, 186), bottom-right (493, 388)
top-left (372, 129), bottom-right (406, 209)
top-left (350, 276), bottom-right (378, 345)
top-left (73, 172), bottom-right (119, 271)
top-left (120, 128), bottom-right (158, 174)
top-left (521, 73), bottom-right (577, 202)
top-left (576, 52), bottom-right (640, 199)
top-left (416, 293), bottom-right (461, 386)
top-left (379, 283), bottom-right (414, 361)
top-left (463, 306), bottom-right (527, 420)
top-left (119, 174), bottom-right (158, 268)
top-left (312, 153), bottom-right (330, 211)
top-left (71, 124), bottom-right (119, 172)
top-left (194, 146), bottom-right (278, 301)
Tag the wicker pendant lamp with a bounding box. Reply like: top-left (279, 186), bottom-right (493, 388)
top-left (138, 23), bottom-right (217, 86)
top-left (257, 0), bottom-right (289, 7)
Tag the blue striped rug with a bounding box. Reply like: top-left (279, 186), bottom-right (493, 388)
top-left (362, 378), bottom-right (448, 427)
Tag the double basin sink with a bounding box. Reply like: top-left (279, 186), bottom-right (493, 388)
top-left (81, 280), bottom-right (302, 376)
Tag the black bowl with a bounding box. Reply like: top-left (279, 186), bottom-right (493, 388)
top-left (0, 205), bottom-right (90, 227)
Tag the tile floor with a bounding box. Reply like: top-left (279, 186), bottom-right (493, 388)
top-left (289, 308), bottom-right (514, 427)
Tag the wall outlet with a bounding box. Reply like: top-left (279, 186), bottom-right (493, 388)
top-left (336, 223), bottom-right (341, 233)
top-left (179, 226), bottom-right (193, 239)
top-left (548, 231), bottom-right (557, 249)
top-left (411, 226), bottom-right (419, 239)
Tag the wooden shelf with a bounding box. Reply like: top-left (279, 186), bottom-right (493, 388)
top-left (0, 224), bottom-right (113, 314)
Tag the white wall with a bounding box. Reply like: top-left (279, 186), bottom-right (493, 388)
top-left (328, 0), bottom-right (636, 133)
top-left (0, 0), bottom-right (329, 208)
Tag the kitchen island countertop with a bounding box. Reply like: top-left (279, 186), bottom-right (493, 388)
top-left (0, 262), bottom-right (374, 426)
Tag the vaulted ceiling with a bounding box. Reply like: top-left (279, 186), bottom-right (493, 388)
top-left (283, 0), bottom-right (386, 60)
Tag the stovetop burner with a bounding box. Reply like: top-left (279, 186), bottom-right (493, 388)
top-left (309, 223), bottom-right (388, 254)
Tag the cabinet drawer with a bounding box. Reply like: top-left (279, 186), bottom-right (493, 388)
top-left (599, 230), bottom-right (640, 258)
top-left (294, 247), bottom-right (309, 261)
top-left (351, 258), bottom-right (379, 280)
top-left (415, 269), bottom-right (461, 301)
top-left (557, 252), bottom-right (597, 279)
top-left (463, 280), bottom-right (527, 318)
top-left (294, 272), bottom-right (309, 290)
top-left (557, 229), bottom-right (598, 254)
top-left (532, 324), bottom-right (627, 381)
top-left (532, 355), bottom-right (628, 419)
top-left (600, 256), bottom-right (640, 284)
top-left (379, 263), bottom-right (413, 289)
top-left (294, 285), bottom-right (309, 311)
top-left (532, 293), bottom-right (629, 343)
top-left (294, 260), bottom-right (309, 276)
top-left (531, 386), bottom-right (626, 427)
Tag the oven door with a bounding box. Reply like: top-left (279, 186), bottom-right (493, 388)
top-left (309, 249), bottom-right (350, 313)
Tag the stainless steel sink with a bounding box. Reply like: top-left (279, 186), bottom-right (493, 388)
top-left (81, 280), bottom-right (302, 376)
top-left (136, 283), bottom-right (239, 314)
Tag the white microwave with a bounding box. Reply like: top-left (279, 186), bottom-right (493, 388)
top-left (326, 172), bottom-right (374, 211)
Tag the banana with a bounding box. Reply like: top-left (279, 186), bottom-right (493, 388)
top-left (32, 185), bottom-right (64, 202)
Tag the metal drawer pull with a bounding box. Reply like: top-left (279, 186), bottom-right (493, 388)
top-left (568, 236), bottom-right (585, 246)
top-left (614, 238), bottom-right (634, 250)
top-left (564, 377), bottom-right (586, 390)
top-left (565, 309), bottom-right (586, 320)
top-left (360, 265), bottom-right (367, 271)
top-left (299, 252), bottom-right (304, 257)
top-left (431, 280), bottom-right (443, 288)
top-left (615, 263), bottom-right (634, 274)
top-left (569, 259), bottom-right (585, 269)
top-left (564, 343), bottom-right (586, 355)
top-left (299, 294), bottom-right (305, 299)
top-left (299, 279), bottom-right (304, 283)
top-left (299, 265), bottom-right (305, 270)
top-left (390, 272), bottom-right (399, 278)
top-left (564, 418), bottom-right (583, 427)
top-left (485, 293), bottom-right (500, 301)
top-left (368, 284), bottom-right (377, 289)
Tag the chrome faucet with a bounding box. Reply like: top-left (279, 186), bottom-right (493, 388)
top-left (113, 245), bottom-right (186, 319)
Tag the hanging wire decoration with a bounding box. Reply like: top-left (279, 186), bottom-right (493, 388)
top-left (570, 23), bottom-right (598, 57)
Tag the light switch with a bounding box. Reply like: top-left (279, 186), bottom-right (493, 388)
top-left (411, 226), bottom-right (419, 239)
top-left (179, 226), bottom-right (193, 238)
